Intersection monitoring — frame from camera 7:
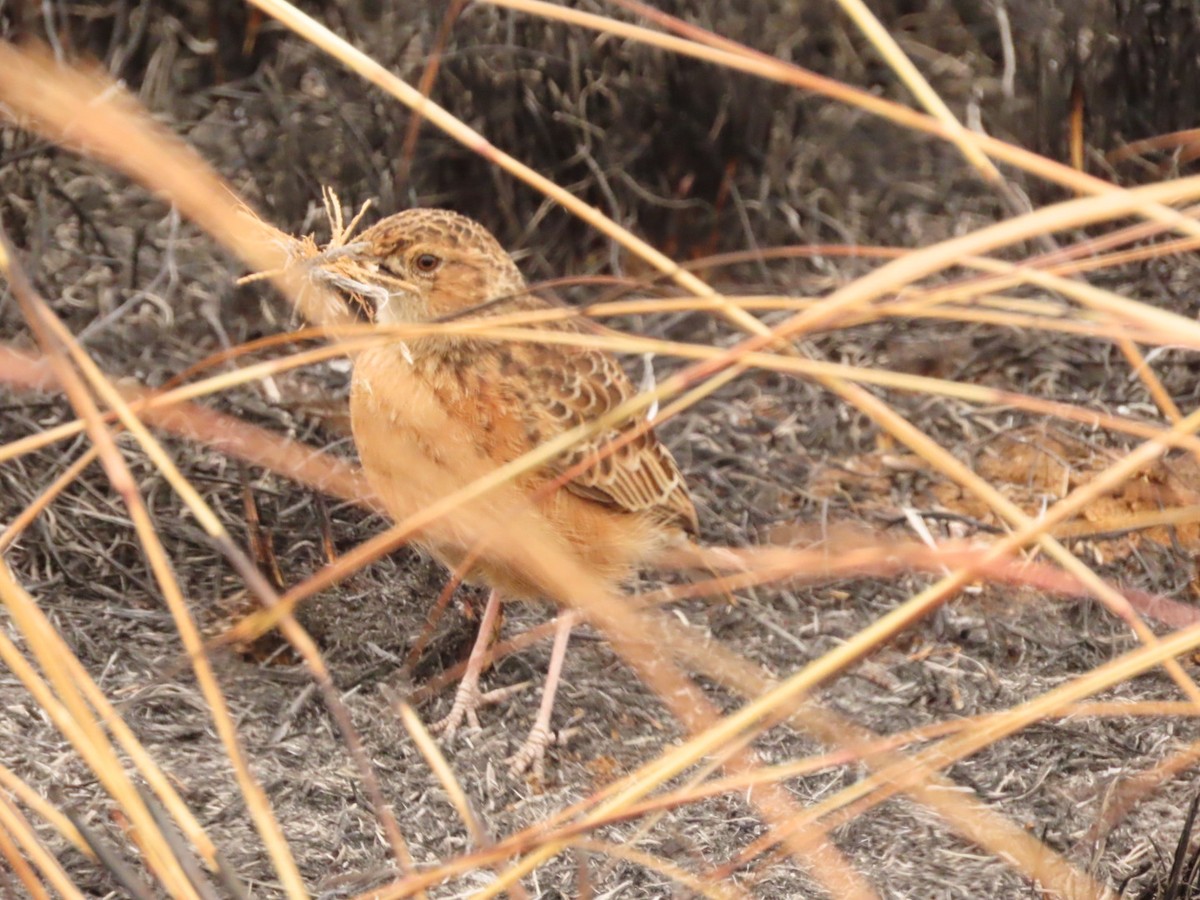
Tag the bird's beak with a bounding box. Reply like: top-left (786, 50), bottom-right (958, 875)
top-left (317, 244), bottom-right (420, 323)
top-left (361, 273), bottom-right (419, 326)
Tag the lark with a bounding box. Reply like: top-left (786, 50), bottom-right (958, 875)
top-left (343, 208), bottom-right (697, 776)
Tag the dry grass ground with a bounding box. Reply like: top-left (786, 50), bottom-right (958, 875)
top-left (6, 1), bottom-right (1200, 897)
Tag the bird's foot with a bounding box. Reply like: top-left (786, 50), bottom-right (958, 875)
top-left (507, 613), bottom-right (578, 781)
top-left (508, 721), bottom-right (552, 780)
top-left (432, 677), bottom-right (529, 739)
top-left (508, 722), bottom-right (581, 781)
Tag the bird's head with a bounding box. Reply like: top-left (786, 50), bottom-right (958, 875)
top-left (349, 208), bottom-right (526, 324)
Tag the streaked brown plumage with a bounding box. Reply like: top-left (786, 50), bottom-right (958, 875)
top-left (345, 208), bottom-right (696, 776)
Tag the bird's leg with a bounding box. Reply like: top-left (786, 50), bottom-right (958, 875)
top-left (433, 590), bottom-right (527, 737)
top-left (509, 610), bottom-right (578, 779)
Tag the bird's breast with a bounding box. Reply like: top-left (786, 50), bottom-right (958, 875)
top-left (349, 344), bottom-right (531, 513)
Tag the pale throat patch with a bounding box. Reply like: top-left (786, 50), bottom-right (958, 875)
top-left (373, 293), bottom-right (416, 365)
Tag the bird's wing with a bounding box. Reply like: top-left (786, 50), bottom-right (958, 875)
top-left (514, 336), bottom-right (699, 536)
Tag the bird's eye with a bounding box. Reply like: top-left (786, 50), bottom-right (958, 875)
top-left (414, 253), bottom-right (441, 273)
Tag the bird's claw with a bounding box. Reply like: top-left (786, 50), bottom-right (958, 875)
top-left (508, 725), bottom-right (581, 781)
top-left (508, 722), bottom-right (552, 779)
top-left (433, 679), bottom-right (529, 739)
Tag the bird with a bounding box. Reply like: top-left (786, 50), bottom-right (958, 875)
top-left (339, 208), bottom-right (698, 777)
